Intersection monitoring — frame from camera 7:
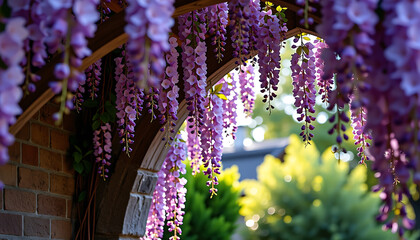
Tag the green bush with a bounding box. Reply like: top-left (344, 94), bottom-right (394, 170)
top-left (163, 163), bottom-right (241, 240)
top-left (240, 135), bottom-right (417, 240)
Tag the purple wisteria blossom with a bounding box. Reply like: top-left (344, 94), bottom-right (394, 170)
top-left (158, 37), bottom-right (180, 141)
top-left (228, 0), bottom-right (251, 67)
top-left (0, 17), bottom-right (28, 166)
top-left (257, 9), bottom-right (285, 113)
top-left (125, 0), bottom-right (175, 88)
top-left (93, 123), bottom-right (112, 179)
top-left (208, 3), bottom-right (228, 63)
top-left (239, 65), bottom-right (255, 117)
top-left (221, 73), bottom-right (238, 140)
top-left (201, 93), bottom-right (224, 197)
top-left (142, 135), bottom-right (187, 240)
top-left (115, 48), bottom-right (144, 155)
top-left (291, 36), bottom-right (317, 145)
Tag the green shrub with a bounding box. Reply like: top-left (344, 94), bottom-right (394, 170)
top-left (163, 163), bottom-right (241, 240)
top-left (240, 135), bottom-right (417, 240)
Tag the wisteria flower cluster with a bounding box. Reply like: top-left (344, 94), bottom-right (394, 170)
top-left (256, 9), bottom-right (283, 113)
top-left (291, 36), bottom-right (317, 145)
top-left (221, 73), bottom-right (238, 140)
top-left (239, 64), bottom-right (256, 117)
top-left (228, 0), bottom-right (251, 67)
top-left (142, 136), bottom-right (187, 240)
top-left (178, 10), bottom-right (208, 171)
top-left (295, 0), bottom-right (319, 28)
top-left (158, 37), bottom-right (180, 141)
top-left (125, 0), bottom-right (175, 88)
top-left (201, 92), bottom-right (224, 197)
top-left (313, 41), bottom-right (332, 104)
top-left (115, 48), bottom-right (144, 155)
top-left (0, 17), bottom-right (28, 166)
top-left (246, 0), bottom-right (261, 58)
top-left (350, 103), bottom-right (371, 165)
top-left (93, 123), bottom-right (112, 179)
top-left (208, 3), bottom-right (229, 63)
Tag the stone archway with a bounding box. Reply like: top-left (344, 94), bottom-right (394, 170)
top-left (9, 1), bottom-right (321, 239)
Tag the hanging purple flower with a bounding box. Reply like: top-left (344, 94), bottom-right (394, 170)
top-left (158, 36), bottom-right (180, 141)
top-left (208, 3), bottom-right (228, 63)
top-left (115, 48), bottom-right (144, 155)
top-left (239, 65), bottom-right (255, 117)
top-left (291, 36), bottom-right (317, 145)
top-left (221, 73), bottom-right (238, 140)
top-left (201, 93), bottom-right (224, 197)
top-left (93, 123), bottom-right (112, 179)
top-left (125, 0), bottom-right (175, 88)
top-left (228, 0), bottom-right (251, 67)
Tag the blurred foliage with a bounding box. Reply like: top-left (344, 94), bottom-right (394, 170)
top-left (239, 135), bottom-right (418, 240)
top-left (163, 163), bottom-right (241, 240)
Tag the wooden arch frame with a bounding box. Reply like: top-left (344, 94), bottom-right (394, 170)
top-left (10, 1), bottom-right (321, 239)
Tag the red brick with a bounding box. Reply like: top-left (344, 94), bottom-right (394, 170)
top-left (22, 143), bottom-right (38, 166)
top-left (0, 164), bottom-right (17, 186)
top-left (40, 149), bottom-right (62, 171)
top-left (62, 155), bottom-right (74, 175)
top-left (51, 174), bottom-right (74, 196)
top-left (18, 167), bottom-right (48, 191)
top-left (38, 194), bottom-right (66, 217)
top-left (50, 130), bottom-right (69, 152)
top-left (67, 199), bottom-right (73, 219)
top-left (24, 216), bottom-right (50, 237)
top-left (8, 142), bottom-right (20, 163)
top-left (51, 220), bottom-right (71, 239)
top-left (40, 104), bottom-right (60, 127)
top-left (4, 189), bottom-right (36, 213)
top-left (16, 122), bottom-right (30, 141)
top-left (31, 123), bottom-right (50, 147)
top-left (0, 213), bottom-right (22, 236)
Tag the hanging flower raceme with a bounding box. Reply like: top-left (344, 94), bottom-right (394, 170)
top-left (350, 103), bottom-right (371, 165)
top-left (239, 64), bottom-right (256, 117)
top-left (257, 9), bottom-right (284, 113)
top-left (48, 0), bottom-right (100, 124)
top-left (291, 35), bottom-right (317, 145)
top-left (221, 73), bottom-right (238, 140)
top-left (201, 92), bottom-right (224, 197)
top-left (74, 59), bottom-right (102, 112)
top-left (295, 0), bottom-right (319, 28)
top-left (208, 3), bottom-right (229, 63)
top-left (316, 0), bottom-right (378, 151)
top-left (178, 9), bottom-right (208, 171)
top-left (187, 118), bottom-right (202, 175)
top-left (142, 135), bottom-right (187, 240)
top-left (158, 37), bottom-right (180, 141)
top-left (228, 0), bottom-right (251, 67)
top-left (314, 41), bottom-right (332, 104)
top-left (0, 17), bottom-right (28, 166)
top-left (247, 0), bottom-right (261, 59)
top-left (93, 123), bottom-right (112, 180)
top-left (124, 0), bottom-right (175, 88)
top-left (115, 49), bottom-right (144, 155)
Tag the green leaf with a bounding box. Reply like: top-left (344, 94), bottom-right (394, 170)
top-left (78, 191), bottom-right (87, 202)
top-left (213, 83), bottom-right (223, 94)
top-left (92, 113), bottom-right (99, 121)
top-left (92, 120), bottom-right (100, 130)
top-left (73, 162), bottom-right (84, 174)
top-left (83, 150), bottom-right (93, 158)
top-left (73, 151), bottom-right (82, 163)
top-left (74, 145), bottom-right (82, 153)
top-left (303, 36), bottom-right (311, 41)
top-left (297, 46), bottom-right (302, 55)
top-left (83, 160), bottom-right (92, 174)
top-left (105, 101), bottom-right (114, 111)
top-left (100, 113), bottom-right (110, 123)
top-left (110, 93), bottom-right (117, 104)
top-left (216, 93), bottom-right (228, 101)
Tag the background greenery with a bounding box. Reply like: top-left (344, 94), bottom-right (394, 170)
top-left (239, 135), bottom-right (418, 240)
top-left (163, 163), bottom-right (242, 240)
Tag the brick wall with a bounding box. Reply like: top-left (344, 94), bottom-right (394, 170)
top-left (0, 103), bottom-right (76, 239)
